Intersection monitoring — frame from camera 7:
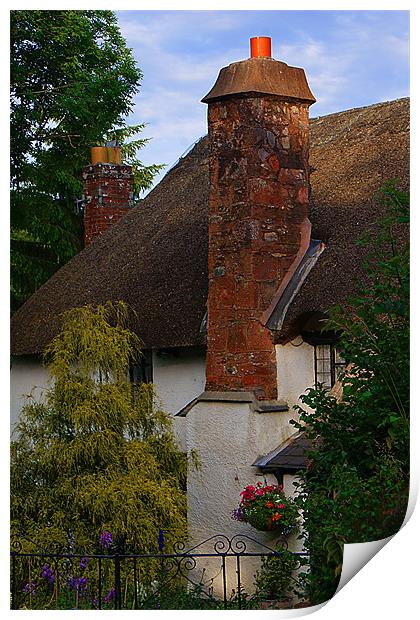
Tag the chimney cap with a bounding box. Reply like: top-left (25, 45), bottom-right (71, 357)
top-left (202, 57), bottom-right (316, 105)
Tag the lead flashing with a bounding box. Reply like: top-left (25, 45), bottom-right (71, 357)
top-left (175, 391), bottom-right (289, 417)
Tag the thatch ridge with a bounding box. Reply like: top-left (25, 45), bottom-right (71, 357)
top-left (11, 98), bottom-right (409, 355)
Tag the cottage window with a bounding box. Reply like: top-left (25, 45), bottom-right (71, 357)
top-left (129, 350), bottom-right (153, 393)
top-left (314, 344), bottom-right (346, 389)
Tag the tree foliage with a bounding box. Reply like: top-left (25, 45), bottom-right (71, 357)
top-left (11, 302), bottom-right (190, 555)
top-left (293, 183), bottom-right (409, 604)
top-left (10, 11), bottom-right (164, 310)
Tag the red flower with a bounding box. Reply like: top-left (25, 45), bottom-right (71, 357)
top-left (264, 485), bottom-right (275, 492)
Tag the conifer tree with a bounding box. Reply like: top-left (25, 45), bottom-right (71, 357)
top-left (11, 302), bottom-right (189, 554)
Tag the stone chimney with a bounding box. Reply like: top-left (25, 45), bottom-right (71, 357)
top-left (202, 37), bottom-right (316, 400)
top-left (82, 143), bottom-right (133, 246)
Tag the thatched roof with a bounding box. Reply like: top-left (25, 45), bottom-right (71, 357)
top-left (11, 98), bottom-right (409, 356)
top-left (279, 96), bottom-right (409, 341)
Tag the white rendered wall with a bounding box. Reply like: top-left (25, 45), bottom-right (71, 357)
top-left (10, 356), bottom-right (50, 436)
top-left (276, 338), bottom-right (314, 418)
top-left (152, 347), bottom-right (206, 451)
top-left (183, 341), bottom-right (315, 596)
top-left (152, 347), bottom-right (206, 415)
top-left (185, 399), bottom-right (301, 597)
top-left (275, 341), bottom-right (315, 561)
top-left (10, 347), bottom-right (205, 436)
top-left (275, 338), bottom-right (315, 547)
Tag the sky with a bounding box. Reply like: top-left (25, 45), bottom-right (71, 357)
top-left (115, 10), bottom-right (410, 192)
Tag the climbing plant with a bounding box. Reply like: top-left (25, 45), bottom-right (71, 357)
top-left (293, 182), bottom-right (409, 604)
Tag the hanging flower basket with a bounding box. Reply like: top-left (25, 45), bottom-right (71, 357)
top-left (232, 482), bottom-right (299, 534)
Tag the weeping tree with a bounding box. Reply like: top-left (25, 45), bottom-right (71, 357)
top-left (11, 302), bottom-right (191, 555)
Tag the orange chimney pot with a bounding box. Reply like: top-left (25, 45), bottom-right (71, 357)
top-left (91, 146), bottom-right (108, 165)
top-left (250, 36), bottom-right (272, 58)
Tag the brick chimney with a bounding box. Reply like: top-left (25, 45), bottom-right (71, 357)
top-left (202, 37), bottom-right (316, 400)
top-left (82, 143), bottom-right (134, 246)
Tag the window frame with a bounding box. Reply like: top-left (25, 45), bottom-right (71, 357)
top-left (314, 343), bottom-right (346, 389)
top-left (129, 350), bottom-right (153, 388)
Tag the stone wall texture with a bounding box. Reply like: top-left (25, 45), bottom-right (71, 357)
top-left (206, 96), bottom-right (311, 399)
top-left (83, 163), bottom-right (133, 246)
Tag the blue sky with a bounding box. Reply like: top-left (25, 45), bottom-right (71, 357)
top-left (117, 10), bottom-right (409, 191)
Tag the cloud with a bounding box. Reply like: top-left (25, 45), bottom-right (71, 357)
top-left (115, 10), bottom-right (409, 192)
top-left (116, 11), bottom-right (245, 182)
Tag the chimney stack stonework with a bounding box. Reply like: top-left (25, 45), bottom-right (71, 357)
top-left (83, 146), bottom-right (133, 246)
top-left (203, 38), bottom-right (315, 400)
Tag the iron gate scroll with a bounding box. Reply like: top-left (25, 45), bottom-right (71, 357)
top-left (10, 534), bottom-right (308, 610)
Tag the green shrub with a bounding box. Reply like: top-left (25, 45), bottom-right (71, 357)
top-left (255, 549), bottom-right (302, 601)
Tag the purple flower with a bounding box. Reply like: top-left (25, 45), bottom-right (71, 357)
top-left (78, 577), bottom-right (87, 590)
top-left (69, 576), bottom-right (87, 591)
top-left (41, 564), bottom-right (55, 585)
top-left (100, 531), bottom-right (113, 549)
top-left (104, 587), bottom-right (115, 604)
top-left (23, 581), bottom-right (36, 595)
top-left (231, 507), bottom-right (245, 522)
top-left (80, 557), bottom-right (89, 571)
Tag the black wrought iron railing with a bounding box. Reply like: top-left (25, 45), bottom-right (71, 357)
top-left (10, 533), bottom-right (309, 610)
